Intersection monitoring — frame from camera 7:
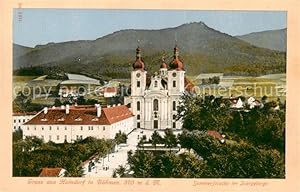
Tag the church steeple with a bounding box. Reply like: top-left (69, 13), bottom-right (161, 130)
top-left (169, 45), bottom-right (184, 71)
top-left (133, 46), bottom-right (145, 71)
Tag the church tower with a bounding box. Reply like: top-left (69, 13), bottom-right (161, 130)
top-left (131, 47), bottom-right (147, 96)
top-left (167, 45), bottom-right (185, 95)
top-left (159, 56), bottom-right (168, 77)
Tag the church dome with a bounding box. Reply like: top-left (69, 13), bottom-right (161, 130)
top-left (169, 46), bottom-right (184, 71)
top-left (160, 57), bottom-right (168, 69)
top-left (133, 47), bottom-right (145, 70)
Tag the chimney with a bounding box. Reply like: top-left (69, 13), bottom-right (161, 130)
top-left (66, 104), bottom-right (70, 114)
top-left (95, 104), bottom-right (101, 117)
top-left (61, 105), bottom-right (65, 109)
top-left (113, 104), bottom-right (116, 107)
top-left (52, 106), bottom-right (56, 109)
top-left (107, 105), bottom-right (111, 108)
top-left (117, 103), bottom-right (121, 106)
top-left (43, 107), bottom-right (48, 114)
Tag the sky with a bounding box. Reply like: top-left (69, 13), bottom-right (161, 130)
top-left (13, 9), bottom-right (287, 48)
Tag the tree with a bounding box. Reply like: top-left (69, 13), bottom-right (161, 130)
top-left (163, 129), bottom-right (177, 149)
top-left (114, 131), bottom-right (127, 145)
top-left (150, 130), bottom-right (163, 149)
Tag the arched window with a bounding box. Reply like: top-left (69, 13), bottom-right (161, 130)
top-left (153, 99), bottom-right (159, 111)
top-left (173, 101), bottom-right (176, 111)
top-left (137, 101), bottom-right (140, 111)
top-left (154, 81), bottom-right (158, 87)
top-left (137, 114), bottom-right (140, 120)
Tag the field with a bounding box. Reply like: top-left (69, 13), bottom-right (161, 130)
top-left (13, 76), bottom-right (37, 99)
top-left (189, 73), bottom-right (286, 101)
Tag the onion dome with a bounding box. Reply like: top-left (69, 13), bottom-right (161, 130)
top-left (132, 46), bottom-right (145, 70)
top-left (169, 45), bottom-right (184, 71)
top-left (160, 57), bottom-right (168, 69)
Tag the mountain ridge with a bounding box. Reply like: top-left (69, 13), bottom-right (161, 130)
top-left (13, 22), bottom-right (286, 77)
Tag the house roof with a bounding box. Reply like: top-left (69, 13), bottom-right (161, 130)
top-left (104, 87), bottom-right (117, 93)
top-left (39, 168), bottom-right (64, 177)
top-left (207, 130), bottom-right (224, 141)
top-left (24, 105), bottom-right (133, 125)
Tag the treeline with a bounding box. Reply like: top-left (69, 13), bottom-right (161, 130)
top-left (116, 94), bottom-right (285, 178)
top-left (13, 136), bottom-right (114, 177)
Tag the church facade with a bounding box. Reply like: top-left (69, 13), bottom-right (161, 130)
top-left (124, 45), bottom-right (190, 130)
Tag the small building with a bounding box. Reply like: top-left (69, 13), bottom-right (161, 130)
top-left (13, 112), bottom-right (37, 132)
top-left (59, 73), bottom-right (101, 97)
top-left (103, 87), bottom-right (118, 98)
top-left (23, 104), bottom-right (134, 143)
top-left (39, 168), bottom-right (66, 177)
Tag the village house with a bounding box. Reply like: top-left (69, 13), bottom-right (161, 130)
top-left (23, 104), bottom-right (134, 143)
top-left (39, 168), bottom-right (66, 177)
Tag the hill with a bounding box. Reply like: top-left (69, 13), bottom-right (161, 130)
top-left (236, 28), bottom-right (286, 52)
top-left (13, 22), bottom-right (286, 78)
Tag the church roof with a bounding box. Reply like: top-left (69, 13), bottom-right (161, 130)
top-left (133, 47), bottom-right (145, 71)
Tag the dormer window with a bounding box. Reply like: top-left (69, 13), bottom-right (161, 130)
top-left (75, 117), bottom-right (82, 121)
top-left (92, 118), bottom-right (99, 121)
top-left (41, 118), bottom-right (48, 121)
top-left (58, 118), bottom-right (65, 121)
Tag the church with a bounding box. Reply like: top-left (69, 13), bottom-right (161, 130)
top-left (124, 45), bottom-right (195, 130)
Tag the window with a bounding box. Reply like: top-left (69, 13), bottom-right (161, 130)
top-left (173, 81), bottom-right (176, 87)
top-left (42, 127), bottom-right (44, 130)
top-left (41, 135), bottom-right (44, 140)
top-left (173, 101), bottom-right (176, 111)
top-left (137, 101), bottom-right (140, 111)
top-left (57, 135), bottom-right (59, 140)
top-left (137, 81), bottom-right (140, 87)
top-left (76, 135), bottom-right (79, 140)
top-left (64, 135), bottom-right (67, 141)
top-left (153, 99), bottom-right (159, 111)
top-left (154, 81), bottom-right (158, 87)
top-left (80, 135), bottom-right (83, 139)
top-left (14, 120), bottom-right (16, 123)
top-left (19, 119), bottom-right (21, 123)
top-left (91, 126), bottom-right (93, 130)
top-left (103, 126), bottom-right (105, 131)
top-left (14, 126), bottom-right (16, 130)
top-left (27, 127), bottom-right (29, 130)
top-left (137, 122), bottom-right (140, 128)
top-left (49, 135), bottom-right (52, 141)
top-left (173, 114), bottom-right (176, 120)
top-left (65, 126), bottom-right (67, 130)
top-left (57, 126), bottom-right (59, 130)
top-left (137, 114), bottom-right (140, 120)
top-left (23, 119), bottom-right (25, 123)
top-left (173, 122), bottom-right (176, 129)
top-left (81, 126), bottom-right (83, 131)
top-left (154, 120), bottom-right (158, 129)
top-left (34, 127), bottom-right (36, 131)
top-left (49, 126), bottom-right (52, 131)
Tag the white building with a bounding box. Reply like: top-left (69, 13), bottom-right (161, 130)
top-left (23, 104), bottom-right (134, 143)
top-left (13, 112), bottom-right (37, 132)
top-left (103, 87), bottom-right (117, 98)
top-left (124, 46), bottom-right (194, 130)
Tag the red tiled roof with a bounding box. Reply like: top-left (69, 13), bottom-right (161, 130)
top-left (39, 168), bottom-right (64, 177)
top-left (207, 130), bottom-right (224, 141)
top-left (25, 105), bottom-right (133, 125)
top-left (184, 77), bottom-right (195, 93)
top-left (104, 87), bottom-right (117, 93)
